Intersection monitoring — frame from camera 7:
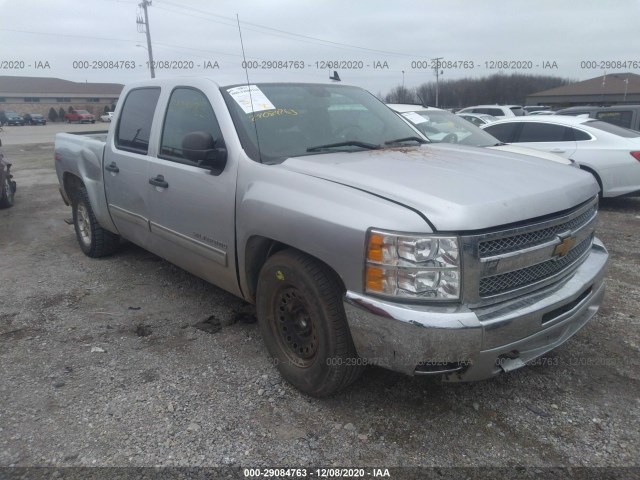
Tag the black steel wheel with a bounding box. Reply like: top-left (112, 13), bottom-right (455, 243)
top-left (257, 249), bottom-right (363, 397)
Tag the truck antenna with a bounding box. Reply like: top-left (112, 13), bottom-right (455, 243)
top-left (236, 14), bottom-right (263, 164)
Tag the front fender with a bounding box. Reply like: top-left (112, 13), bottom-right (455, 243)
top-left (235, 161), bottom-right (430, 301)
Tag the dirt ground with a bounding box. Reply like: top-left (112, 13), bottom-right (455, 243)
top-left (0, 141), bottom-right (638, 476)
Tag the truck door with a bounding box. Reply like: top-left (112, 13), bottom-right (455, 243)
top-left (145, 86), bottom-right (241, 296)
top-left (104, 87), bottom-right (160, 248)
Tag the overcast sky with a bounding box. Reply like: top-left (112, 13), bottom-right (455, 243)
top-left (0, 0), bottom-right (638, 95)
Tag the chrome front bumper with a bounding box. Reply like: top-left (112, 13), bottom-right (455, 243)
top-left (343, 238), bottom-right (608, 381)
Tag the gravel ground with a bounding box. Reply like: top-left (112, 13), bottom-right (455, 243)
top-left (0, 142), bottom-right (638, 477)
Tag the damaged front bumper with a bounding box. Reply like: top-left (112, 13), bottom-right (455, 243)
top-left (343, 238), bottom-right (608, 381)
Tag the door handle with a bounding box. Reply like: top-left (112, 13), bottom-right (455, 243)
top-left (105, 161), bottom-right (119, 173)
top-left (550, 149), bottom-right (566, 154)
top-left (149, 174), bottom-right (169, 189)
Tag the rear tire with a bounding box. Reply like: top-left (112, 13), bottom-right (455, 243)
top-left (72, 186), bottom-right (119, 257)
top-left (256, 249), bottom-right (363, 397)
top-left (0, 175), bottom-right (15, 208)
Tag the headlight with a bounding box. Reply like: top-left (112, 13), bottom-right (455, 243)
top-left (365, 229), bottom-right (460, 300)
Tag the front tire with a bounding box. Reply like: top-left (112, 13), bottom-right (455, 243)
top-left (72, 186), bottom-right (119, 257)
top-left (256, 249), bottom-right (363, 397)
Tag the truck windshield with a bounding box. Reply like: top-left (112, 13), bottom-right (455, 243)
top-left (221, 83), bottom-right (425, 164)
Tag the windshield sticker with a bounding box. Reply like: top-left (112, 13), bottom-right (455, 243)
top-left (227, 85), bottom-right (276, 114)
top-left (402, 112), bottom-right (429, 124)
top-left (249, 108), bottom-right (298, 122)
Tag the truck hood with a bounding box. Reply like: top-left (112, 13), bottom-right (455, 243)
top-left (279, 144), bottom-right (598, 231)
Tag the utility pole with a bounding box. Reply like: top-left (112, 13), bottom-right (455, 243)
top-left (432, 57), bottom-right (443, 107)
top-left (137, 0), bottom-right (155, 78)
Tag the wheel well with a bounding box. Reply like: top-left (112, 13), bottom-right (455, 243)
top-left (63, 173), bottom-right (85, 204)
top-left (579, 165), bottom-right (603, 197)
top-left (244, 236), bottom-right (345, 303)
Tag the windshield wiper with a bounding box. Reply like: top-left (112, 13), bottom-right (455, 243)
top-left (306, 141), bottom-right (381, 152)
top-left (384, 136), bottom-right (428, 145)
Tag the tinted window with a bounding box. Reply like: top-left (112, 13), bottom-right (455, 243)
top-left (160, 88), bottom-right (224, 165)
top-left (595, 111), bottom-right (633, 129)
top-left (518, 123), bottom-right (572, 142)
top-left (115, 88), bottom-right (161, 154)
top-left (584, 120), bottom-right (640, 138)
top-left (483, 122), bottom-right (519, 142)
top-left (571, 128), bottom-right (592, 141)
top-left (509, 107), bottom-right (525, 116)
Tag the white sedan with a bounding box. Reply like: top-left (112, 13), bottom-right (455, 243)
top-left (481, 115), bottom-right (640, 197)
top-left (387, 104), bottom-right (575, 166)
top-left (100, 112), bottom-right (114, 122)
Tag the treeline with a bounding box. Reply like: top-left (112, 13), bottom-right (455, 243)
top-left (384, 73), bottom-right (576, 108)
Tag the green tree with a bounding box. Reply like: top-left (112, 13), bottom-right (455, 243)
top-left (58, 107), bottom-right (66, 121)
top-left (48, 107), bottom-right (58, 122)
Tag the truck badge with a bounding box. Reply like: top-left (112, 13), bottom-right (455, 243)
top-left (553, 234), bottom-right (576, 258)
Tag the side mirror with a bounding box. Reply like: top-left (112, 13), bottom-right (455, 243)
top-left (181, 131), bottom-right (227, 176)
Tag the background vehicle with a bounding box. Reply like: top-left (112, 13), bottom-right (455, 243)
top-left (556, 105), bottom-right (640, 131)
top-left (527, 110), bottom-right (556, 116)
top-left (389, 104), bottom-right (575, 166)
top-left (457, 104), bottom-right (526, 118)
top-left (0, 139), bottom-right (17, 208)
top-left (100, 112), bottom-right (114, 122)
top-left (5, 112), bottom-right (25, 126)
top-left (523, 105), bottom-right (551, 114)
top-left (22, 113), bottom-right (47, 125)
top-left (456, 112), bottom-right (498, 126)
top-left (481, 115), bottom-right (640, 197)
top-left (65, 110), bottom-right (95, 123)
top-left (55, 78), bottom-right (607, 396)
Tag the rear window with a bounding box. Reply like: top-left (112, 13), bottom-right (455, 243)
top-left (509, 107), bottom-right (525, 116)
top-left (584, 120), bottom-right (640, 138)
top-left (115, 87), bottom-right (161, 154)
top-left (595, 111), bottom-right (633, 129)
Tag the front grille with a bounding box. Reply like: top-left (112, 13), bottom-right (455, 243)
top-left (479, 204), bottom-right (597, 257)
top-left (462, 196), bottom-right (599, 306)
top-left (479, 236), bottom-right (592, 296)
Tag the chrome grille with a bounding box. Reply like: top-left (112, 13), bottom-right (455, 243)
top-left (461, 196), bottom-right (599, 307)
top-left (479, 236), bottom-right (593, 296)
top-left (478, 204), bottom-right (597, 257)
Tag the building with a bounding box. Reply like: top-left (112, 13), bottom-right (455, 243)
top-left (526, 72), bottom-right (640, 108)
top-left (0, 76), bottom-right (123, 119)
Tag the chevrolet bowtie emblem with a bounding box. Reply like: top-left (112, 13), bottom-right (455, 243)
top-left (553, 235), bottom-right (576, 258)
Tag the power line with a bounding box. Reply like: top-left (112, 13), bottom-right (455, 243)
top-left (155, 1), bottom-right (424, 59)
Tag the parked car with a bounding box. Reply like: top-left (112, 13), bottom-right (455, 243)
top-left (5, 112), bottom-right (25, 126)
top-left (481, 115), bottom-right (640, 197)
top-left (556, 105), bottom-right (640, 131)
top-left (22, 113), bottom-right (47, 125)
top-left (456, 112), bottom-right (498, 126)
top-left (65, 110), bottom-right (95, 124)
top-left (54, 78), bottom-right (607, 396)
top-left (0, 139), bottom-right (17, 208)
top-left (100, 112), bottom-right (114, 122)
top-left (523, 105), bottom-right (551, 114)
top-left (456, 104), bottom-right (526, 118)
top-left (388, 104), bottom-right (575, 166)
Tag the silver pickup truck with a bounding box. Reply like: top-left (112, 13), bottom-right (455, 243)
top-left (55, 77), bottom-right (608, 396)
